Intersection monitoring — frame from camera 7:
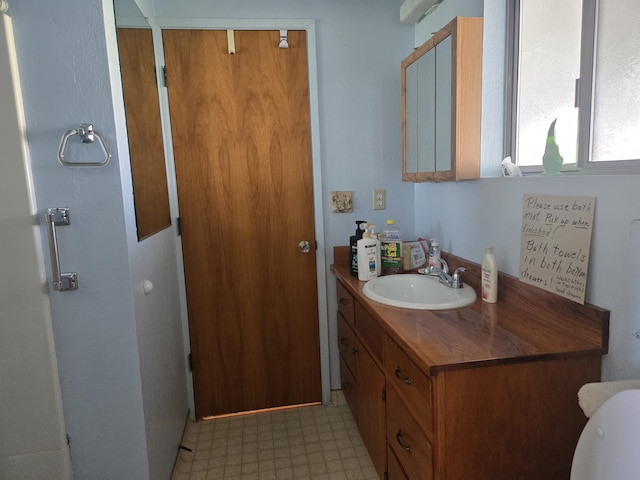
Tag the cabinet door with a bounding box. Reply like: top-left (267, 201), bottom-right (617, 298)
top-left (401, 17), bottom-right (482, 183)
top-left (417, 48), bottom-right (436, 174)
top-left (387, 445), bottom-right (410, 480)
top-left (405, 60), bottom-right (418, 175)
top-left (339, 355), bottom-right (357, 419)
top-left (434, 35), bottom-right (452, 175)
top-left (337, 312), bottom-right (357, 376)
top-left (386, 385), bottom-right (433, 480)
top-left (357, 340), bottom-right (386, 480)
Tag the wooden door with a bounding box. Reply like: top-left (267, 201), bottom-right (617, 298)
top-left (162, 29), bottom-right (321, 417)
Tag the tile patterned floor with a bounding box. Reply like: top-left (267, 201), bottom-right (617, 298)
top-left (171, 391), bottom-right (378, 480)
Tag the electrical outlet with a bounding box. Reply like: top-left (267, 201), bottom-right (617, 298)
top-left (373, 189), bottom-right (386, 210)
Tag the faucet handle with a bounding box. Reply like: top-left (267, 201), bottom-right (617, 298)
top-left (451, 267), bottom-right (466, 289)
top-left (439, 258), bottom-right (449, 274)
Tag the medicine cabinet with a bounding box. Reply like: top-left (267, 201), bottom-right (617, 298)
top-left (402, 17), bottom-right (483, 182)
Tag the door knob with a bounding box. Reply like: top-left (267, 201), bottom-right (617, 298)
top-left (298, 240), bottom-right (312, 254)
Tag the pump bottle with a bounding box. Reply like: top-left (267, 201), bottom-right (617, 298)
top-left (357, 225), bottom-right (381, 281)
top-left (428, 238), bottom-right (441, 268)
top-left (349, 220), bottom-right (367, 277)
top-left (481, 246), bottom-right (498, 303)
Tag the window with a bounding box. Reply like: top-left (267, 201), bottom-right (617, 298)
top-left (508, 0), bottom-right (640, 174)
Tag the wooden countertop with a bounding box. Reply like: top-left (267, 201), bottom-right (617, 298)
top-left (332, 246), bottom-right (609, 377)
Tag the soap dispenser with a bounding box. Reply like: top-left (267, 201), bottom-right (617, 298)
top-left (428, 238), bottom-right (441, 268)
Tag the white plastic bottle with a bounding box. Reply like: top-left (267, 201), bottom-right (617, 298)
top-left (380, 219), bottom-right (402, 275)
top-left (481, 246), bottom-right (498, 303)
top-left (428, 238), bottom-right (441, 268)
top-left (357, 226), bottom-right (381, 281)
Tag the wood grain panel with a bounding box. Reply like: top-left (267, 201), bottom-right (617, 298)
top-left (386, 385), bottom-right (433, 480)
top-left (387, 446), bottom-right (410, 480)
top-left (436, 357), bottom-right (600, 479)
top-left (340, 355), bottom-right (357, 419)
top-left (163, 29), bottom-right (320, 416)
top-left (116, 28), bottom-right (171, 240)
top-left (337, 312), bottom-right (357, 375)
top-left (337, 280), bottom-right (355, 328)
top-left (355, 301), bottom-right (383, 365)
top-left (356, 338), bottom-right (387, 479)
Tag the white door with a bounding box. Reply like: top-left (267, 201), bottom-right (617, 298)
top-left (0, 14), bottom-right (72, 479)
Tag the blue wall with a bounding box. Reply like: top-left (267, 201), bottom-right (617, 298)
top-left (415, 0), bottom-right (640, 381)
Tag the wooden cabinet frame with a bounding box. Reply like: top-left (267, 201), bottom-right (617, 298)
top-left (402, 17), bottom-right (483, 182)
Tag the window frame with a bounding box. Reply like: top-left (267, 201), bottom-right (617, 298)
top-left (506, 0), bottom-right (640, 175)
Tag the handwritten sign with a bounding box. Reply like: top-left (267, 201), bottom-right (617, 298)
top-left (519, 194), bottom-right (596, 304)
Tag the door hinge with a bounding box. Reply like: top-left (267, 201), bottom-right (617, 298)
top-left (384, 472), bottom-right (389, 480)
top-left (176, 216), bottom-right (181, 236)
top-left (162, 66), bottom-right (168, 88)
top-left (574, 77), bottom-right (580, 107)
top-left (187, 353), bottom-right (192, 372)
top-left (382, 387), bottom-right (386, 401)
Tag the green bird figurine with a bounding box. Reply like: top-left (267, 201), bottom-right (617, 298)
top-left (543, 118), bottom-right (563, 175)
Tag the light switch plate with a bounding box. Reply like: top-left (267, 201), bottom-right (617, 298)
top-left (373, 189), bottom-right (386, 210)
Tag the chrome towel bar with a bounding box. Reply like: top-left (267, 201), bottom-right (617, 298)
top-left (57, 123), bottom-right (111, 167)
top-left (45, 207), bottom-right (78, 291)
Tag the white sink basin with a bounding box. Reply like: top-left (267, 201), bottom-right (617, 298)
top-left (362, 274), bottom-right (477, 310)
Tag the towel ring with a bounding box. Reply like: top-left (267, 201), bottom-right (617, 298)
top-left (57, 123), bottom-right (112, 167)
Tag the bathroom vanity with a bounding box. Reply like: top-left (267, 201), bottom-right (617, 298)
top-left (332, 247), bottom-right (609, 480)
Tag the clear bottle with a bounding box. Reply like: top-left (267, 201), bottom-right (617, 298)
top-left (481, 246), bottom-right (498, 303)
top-left (357, 226), bottom-right (381, 281)
top-left (428, 238), bottom-right (441, 268)
top-left (380, 219), bottom-right (402, 275)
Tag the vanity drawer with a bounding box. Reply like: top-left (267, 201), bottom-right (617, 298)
top-left (387, 445), bottom-right (410, 480)
top-left (339, 355), bottom-right (357, 418)
top-left (336, 281), bottom-right (355, 327)
top-left (355, 302), bottom-right (383, 364)
top-left (337, 312), bottom-right (357, 375)
top-left (387, 384), bottom-right (433, 480)
top-left (384, 334), bottom-right (433, 437)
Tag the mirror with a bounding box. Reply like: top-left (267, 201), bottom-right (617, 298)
top-left (114, 0), bottom-right (171, 240)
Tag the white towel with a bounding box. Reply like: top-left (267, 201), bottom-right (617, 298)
top-left (577, 380), bottom-right (640, 417)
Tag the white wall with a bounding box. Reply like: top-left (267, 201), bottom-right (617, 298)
top-left (8, 0), bottom-right (188, 478)
top-left (414, 0), bottom-right (640, 381)
top-left (0, 14), bottom-right (72, 479)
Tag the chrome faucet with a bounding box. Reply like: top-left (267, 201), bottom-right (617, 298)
top-left (419, 260), bottom-right (467, 289)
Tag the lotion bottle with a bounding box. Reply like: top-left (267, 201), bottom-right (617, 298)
top-left (428, 238), bottom-right (441, 268)
top-left (357, 225), bottom-right (381, 281)
top-left (481, 246), bottom-right (498, 303)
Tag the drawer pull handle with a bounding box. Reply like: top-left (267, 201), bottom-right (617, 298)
top-left (396, 430), bottom-right (412, 452)
top-left (340, 337), bottom-right (351, 347)
top-left (339, 298), bottom-right (349, 306)
top-left (342, 381), bottom-right (353, 392)
top-left (394, 367), bottom-right (411, 384)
